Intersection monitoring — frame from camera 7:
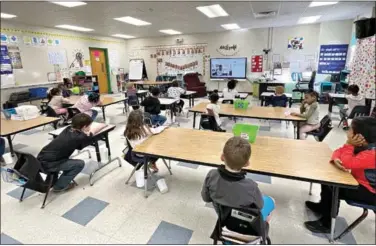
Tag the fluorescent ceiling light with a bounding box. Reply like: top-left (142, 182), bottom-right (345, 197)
top-left (112, 34), bottom-right (135, 39)
top-left (221, 23), bottom-right (241, 30)
top-left (309, 1), bottom-right (338, 7)
top-left (52, 1), bottom-right (87, 7)
top-left (55, 24), bottom-right (93, 32)
top-left (159, 29), bottom-right (182, 35)
top-left (114, 16), bottom-right (151, 26)
top-left (196, 4), bottom-right (229, 18)
top-left (1, 13), bottom-right (17, 19)
top-left (298, 15), bottom-right (321, 24)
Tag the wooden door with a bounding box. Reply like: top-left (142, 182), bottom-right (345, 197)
top-left (89, 49), bottom-right (109, 94)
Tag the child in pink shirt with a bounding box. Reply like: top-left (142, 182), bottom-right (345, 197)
top-left (73, 93), bottom-right (102, 120)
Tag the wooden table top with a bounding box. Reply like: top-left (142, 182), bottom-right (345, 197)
top-left (67, 95), bottom-right (126, 106)
top-left (329, 93), bottom-right (375, 100)
top-left (133, 128), bottom-right (358, 187)
top-left (1, 116), bottom-right (59, 136)
top-left (189, 102), bottom-right (305, 121)
top-left (133, 81), bottom-right (173, 85)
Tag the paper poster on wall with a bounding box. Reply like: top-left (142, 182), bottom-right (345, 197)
top-left (0, 45), bottom-right (12, 74)
top-left (8, 45), bottom-right (23, 69)
top-left (288, 37), bottom-right (304, 50)
top-left (251, 55), bottom-right (263, 72)
top-left (39, 37), bottom-right (47, 46)
top-left (23, 36), bottom-right (32, 45)
top-left (54, 39), bottom-right (61, 45)
top-left (47, 38), bottom-right (54, 46)
top-left (31, 37), bottom-right (39, 45)
top-left (318, 44), bottom-right (348, 74)
top-left (109, 50), bottom-right (120, 67)
top-left (9, 35), bottom-right (18, 44)
top-left (1, 34), bottom-right (8, 44)
top-left (48, 50), bottom-right (66, 65)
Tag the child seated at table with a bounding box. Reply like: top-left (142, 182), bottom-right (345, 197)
top-left (167, 80), bottom-right (185, 113)
top-left (141, 87), bottom-right (167, 126)
top-left (222, 79), bottom-right (238, 100)
top-left (48, 88), bottom-right (70, 116)
top-left (291, 89), bottom-right (320, 140)
top-left (304, 116), bottom-right (376, 233)
top-left (201, 136), bottom-right (275, 223)
top-left (124, 110), bottom-right (168, 173)
top-left (206, 92), bottom-right (225, 132)
top-left (74, 93), bottom-right (102, 121)
top-left (340, 84), bottom-right (365, 130)
top-left (267, 86), bottom-right (288, 107)
top-left (126, 82), bottom-right (140, 110)
top-left (37, 113), bottom-right (106, 192)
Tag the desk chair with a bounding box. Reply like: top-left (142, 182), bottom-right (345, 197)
top-left (211, 204), bottom-right (270, 245)
top-left (124, 138), bottom-right (172, 185)
top-left (123, 94), bottom-right (140, 114)
top-left (40, 105), bottom-right (63, 129)
top-left (199, 114), bottom-right (224, 132)
top-left (334, 201), bottom-right (376, 242)
top-left (338, 105), bottom-right (370, 128)
top-left (222, 99), bottom-right (234, 104)
top-left (292, 71), bottom-right (316, 102)
top-left (13, 151), bottom-right (77, 209)
top-left (306, 115), bottom-right (333, 194)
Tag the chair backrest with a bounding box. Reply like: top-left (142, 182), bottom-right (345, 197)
top-left (271, 95), bottom-right (288, 107)
top-left (183, 73), bottom-right (201, 87)
top-left (43, 106), bottom-right (58, 117)
top-left (222, 99), bottom-right (234, 104)
top-left (143, 112), bottom-right (153, 126)
top-left (314, 115), bottom-right (333, 142)
top-left (13, 151), bottom-right (53, 193)
top-left (212, 204), bottom-right (267, 244)
top-left (371, 106), bottom-right (376, 118)
top-left (348, 105), bottom-right (370, 119)
top-left (128, 94), bottom-right (139, 106)
top-left (67, 107), bottom-right (80, 119)
top-left (200, 114), bottom-right (220, 131)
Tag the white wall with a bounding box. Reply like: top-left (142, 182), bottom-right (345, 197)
top-left (1, 21), bottom-right (128, 104)
top-left (127, 20), bottom-right (353, 92)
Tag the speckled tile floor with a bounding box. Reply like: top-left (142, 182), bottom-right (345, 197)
top-left (1, 94), bottom-right (375, 244)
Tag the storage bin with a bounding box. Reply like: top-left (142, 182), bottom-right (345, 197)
top-left (29, 87), bottom-right (48, 98)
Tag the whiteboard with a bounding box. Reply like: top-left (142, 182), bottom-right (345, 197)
top-left (12, 45), bottom-right (68, 86)
top-left (129, 59), bottom-right (143, 80)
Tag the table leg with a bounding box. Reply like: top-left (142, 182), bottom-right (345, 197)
top-left (261, 97), bottom-right (265, 106)
top-left (7, 135), bottom-right (15, 157)
top-left (328, 97), bottom-right (334, 113)
top-left (330, 186), bottom-right (339, 243)
top-left (144, 156), bottom-right (149, 198)
top-left (101, 107), bottom-right (106, 122)
top-left (170, 104), bottom-right (174, 123)
top-left (296, 121), bottom-right (300, 140)
top-left (93, 141), bottom-right (101, 163)
top-left (192, 112), bottom-right (196, 129)
top-left (104, 133), bottom-right (111, 158)
top-left (289, 98), bottom-right (293, 108)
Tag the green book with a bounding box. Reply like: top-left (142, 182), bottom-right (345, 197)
top-left (232, 123), bottom-right (260, 143)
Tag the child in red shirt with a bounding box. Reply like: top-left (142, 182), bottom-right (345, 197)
top-left (304, 116), bottom-right (376, 233)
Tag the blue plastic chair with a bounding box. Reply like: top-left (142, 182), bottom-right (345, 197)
top-left (334, 200), bottom-right (376, 241)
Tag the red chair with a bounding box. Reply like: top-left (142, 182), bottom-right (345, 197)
top-left (183, 73), bottom-right (207, 97)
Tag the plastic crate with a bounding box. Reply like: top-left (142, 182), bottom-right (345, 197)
top-left (29, 87), bottom-right (48, 98)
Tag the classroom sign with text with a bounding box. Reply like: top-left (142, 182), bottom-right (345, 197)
top-left (0, 45), bottom-right (12, 75)
top-left (318, 44), bottom-right (348, 74)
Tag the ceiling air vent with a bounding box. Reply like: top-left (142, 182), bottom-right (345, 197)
top-left (254, 11), bottom-right (277, 19)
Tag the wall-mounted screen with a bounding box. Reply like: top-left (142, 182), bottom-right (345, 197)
top-left (210, 57), bottom-right (247, 79)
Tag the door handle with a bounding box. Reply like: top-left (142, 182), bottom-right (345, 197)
top-left (101, 63), bottom-right (105, 73)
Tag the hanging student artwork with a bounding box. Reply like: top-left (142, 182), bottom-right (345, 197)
top-left (23, 36), bottom-right (32, 45)
top-left (31, 36), bottom-right (39, 45)
top-left (216, 44), bottom-right (240, 56)
top-left (8, 45), bottom-right (23, 69)
top-left (287, 37), bottom-right (304, 50)
top-left (0, 33), bottom-right (8, 44)
top-left (9, 35), bottom-right (18, 44)
top-left (39, 37), bottom-right (47, 46)
top-left (47, 38), bottom-right (54, 46)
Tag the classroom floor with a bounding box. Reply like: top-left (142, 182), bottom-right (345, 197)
top-left (1, 94), bottom-right (375, 245)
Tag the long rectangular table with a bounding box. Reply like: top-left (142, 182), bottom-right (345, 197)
top-left (1, 116), bottom-right (60, 156)
top-left (328, 93), bottom-right (375, 113)
top-left (189, 102), bottom-right (306, 138)
top-left (133, 127), bottom-right (358, 242)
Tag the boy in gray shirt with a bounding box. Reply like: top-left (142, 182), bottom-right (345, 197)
top-left (201, 137), bottom-right (275, 222)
